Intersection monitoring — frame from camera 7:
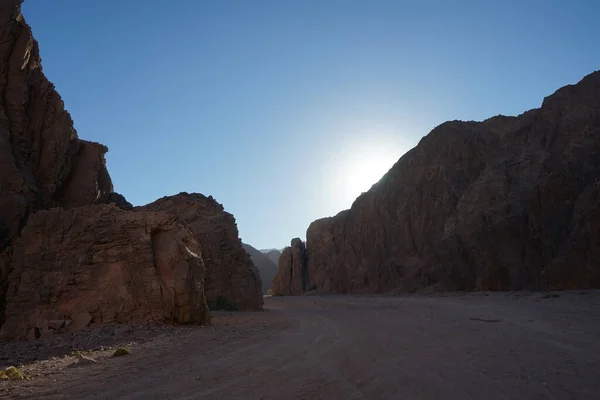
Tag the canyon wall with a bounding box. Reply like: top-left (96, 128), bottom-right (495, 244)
top-left (279, 70), bottom-right (600, 294)
top-left (0, 1), bottom-right (260, 338)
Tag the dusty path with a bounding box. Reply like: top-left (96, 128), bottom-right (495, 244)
top-left (2, 292), bottom-right (600, 399)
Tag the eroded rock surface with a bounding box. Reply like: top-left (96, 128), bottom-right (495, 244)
top-left (139, 193), bottom-right (263, 311)
top-left (280, 71), bottom-right (600, 295)
top-left (0, 1), bottom-right (263, 339)
top-left (0, 0), bottom-right (126, 327)
top-left (0, 205), bottom-right (209, 340)
top-left (94, 191), bottom-right (133, 210)
top-left (0, 2), bottom-right (114, 246)
top-left (272, 238), bottom-right (310, 295)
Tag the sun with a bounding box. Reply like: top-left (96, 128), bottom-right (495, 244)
top-left (322, 129), bottom-right (407, 212)
top-left (344, 153), bottom-right (397, 203)
top-left (350, 157), bottom-right (392, 192)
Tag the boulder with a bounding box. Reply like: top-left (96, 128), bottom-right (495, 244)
top-left (68, 312), bottom-right (93, 332)
top-left (0, 205), bottom-right (210, 340)
top-left (139, 193), bottom-right (263, 311)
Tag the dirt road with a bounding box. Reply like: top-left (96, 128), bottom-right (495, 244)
top-left (3, 292), bottom-right (600, 399)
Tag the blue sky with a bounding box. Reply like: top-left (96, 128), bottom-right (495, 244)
top-left (22, 0), bottom-right (599, 250)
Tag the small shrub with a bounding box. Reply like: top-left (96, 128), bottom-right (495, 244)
top-left (2, 366), bottom-right (24, 380)
top-left (207, 296), bottom-right (238, 311)
top-left (273, 292), bottom-right (285, 297)
top-left (112, 348), bottom-right (131, 357)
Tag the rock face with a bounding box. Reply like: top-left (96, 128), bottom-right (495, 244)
top-left (0, 205), bottom-right (210, 340)
top-left (139, 193), bottom-right (263, 311)
top-left (94, 191), bottom-right (134, 210)
top-left (279, 71), bottom-right (600, 295)
top-left (242, 243), bottom-right (278, 294)
top-left (0, 0), bottom-right (123, 327)
top-left (0, 2), bottom-right (257, 339)
top-left (0, 2), bottom-right (113, 247)
top-left (272, 238), bottom-right (310, 295)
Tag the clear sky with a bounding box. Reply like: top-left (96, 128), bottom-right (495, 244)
top-left (22, 0), bottom-right (599, 250)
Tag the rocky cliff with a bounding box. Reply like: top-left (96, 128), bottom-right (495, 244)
top-left (0, 1), bottom-right (255, 338)
top-left (0, 0), bottom-right (119, 327)
top-left (278, 71), bottom-right (600, 294)
top-left (272, 238), bottom-right (310, 295)
top-left (0, 205), bottom-right (209, 340)
top-left (0, 1), bottom-right (114, 247)
top-left (139, 194), bottom-right (263, 311)
top-left (242, 243), bottom-right (278, 294)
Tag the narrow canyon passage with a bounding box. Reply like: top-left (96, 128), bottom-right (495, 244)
top-left (4, 293), bottom-right (600, 400)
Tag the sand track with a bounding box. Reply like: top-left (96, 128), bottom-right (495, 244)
top-left (2, 292), bottom-right (599, 399)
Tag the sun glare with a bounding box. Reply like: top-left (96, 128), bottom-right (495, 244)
top-left (344, 153), bottom-right (396, 202)
top-left (319, 123), bottom-right (409, 212)
top-left (326, 136), bottom-right (402, 210)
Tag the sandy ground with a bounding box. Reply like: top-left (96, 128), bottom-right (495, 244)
top-left (1, 291), bottom-right (599, 399)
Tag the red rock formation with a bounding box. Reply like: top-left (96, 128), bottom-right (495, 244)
top-left (0, 1), bottom-right (122, 327)
top-left (282, 71), bottom-right (600, 294)
top-left (94, 191), bottom-right (133, 210)
top-left (0, 2), bottom-right (259, 339)
top-left (0, 1), bottom-right (113, 246)
top-left (55, 140), bottom-right (114, 209)
top-left (272, 238), bottom-right (310, 295)
top-left (0, 205), bottom-right (209, 340)
top-left (272, 248), bottom-right (292, 295)
top-left (139, 193), bottom-right (263, 311)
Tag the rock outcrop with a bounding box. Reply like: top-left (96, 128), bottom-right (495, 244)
top-left (0, 1), bottom-right (257, 339)
top-left (242, 243), bottom-right (278, 294)
top-left (272, 238), bottom-right (310, 295)
top-left (0, 0), bottom-right (123, 326)
top-left (94, 191), bottom-right (134, 210)
top-left (278, 70), bottom-right (600, 294)
top-left (0, 2), bottom-right (114, 247)
top-left (139, 194), bottom-right (263, 311)
top-left (0, 205), bottom-right (209, 340)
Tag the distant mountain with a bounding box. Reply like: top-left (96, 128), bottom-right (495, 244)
top-left (264, 249), bottom-right (282, 266)
top-left (243, 243), bottom-right (279, 293)
top-left (260, 248), bottom-right (283, 254)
